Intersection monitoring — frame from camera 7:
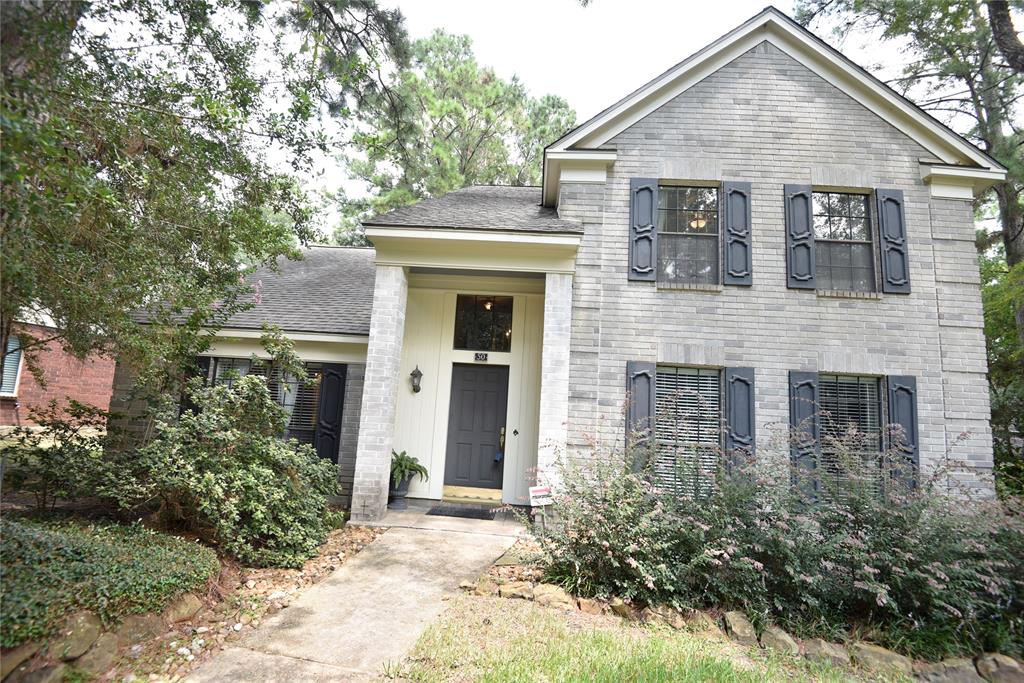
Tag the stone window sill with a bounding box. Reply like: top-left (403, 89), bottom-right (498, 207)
top-left (816, 289), bottom-right (882, 300)
top-left (656, 282), bottom-right (724, 293)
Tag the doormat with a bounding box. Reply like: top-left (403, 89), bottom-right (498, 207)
top-left (426, 505), bottom-right (497, 520)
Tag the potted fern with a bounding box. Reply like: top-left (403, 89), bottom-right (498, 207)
top-left (388, 450), bottom-right (428, 510)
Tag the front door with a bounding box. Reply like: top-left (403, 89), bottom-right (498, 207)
top-left (444, 364), bottom-right (509, 489)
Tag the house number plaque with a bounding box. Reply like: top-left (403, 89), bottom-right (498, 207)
top-left (474, 352), bottom-right (488, 362)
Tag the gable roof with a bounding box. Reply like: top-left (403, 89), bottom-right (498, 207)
top-left (541, 6), bottom-right (1005, 205)
top-left (363, 185), bottom-right (582, 234)
top-left (225, 246), bottom-right (375, 336)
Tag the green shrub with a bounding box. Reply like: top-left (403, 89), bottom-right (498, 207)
top-left (106, 374), bottom-right (340, 568)
top-left (534, 433), bottom-right (1024, 661)
top-left (0, 517), bottom-right (219, 648)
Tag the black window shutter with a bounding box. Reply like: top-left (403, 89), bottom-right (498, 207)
top-left (180, 356), bottom-right (212, 415)
top-left (724, 367), bottom-right (756, 465)
top-left (876, 189), bottom-right (912, 294)
top-left (314, 363), bottom-right (347, 462)
top-left (625, 360), bottom-right (656, 471)
top-left (784, 184), bottom-right (815, 289)
top-left (722, 182), bottom-right (753, 286)
top-left (788, 371), bottom-right (819, 475)
top-left (628, 178), bottom-right (658, 281)
top-left (887, 375), bottom-right (919, 480)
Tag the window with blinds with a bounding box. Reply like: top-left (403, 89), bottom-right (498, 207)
top-left (654, 366), bottom-right (722, 497)
top-left (818, 374), bottom-right (883, 484)
top-left (1, 335), bottom-right (21, 395)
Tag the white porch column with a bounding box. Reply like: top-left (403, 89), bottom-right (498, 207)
top-left (350, 265), bottom-right (408, 521)
top-left (536, 272), bottom-right (573, 487)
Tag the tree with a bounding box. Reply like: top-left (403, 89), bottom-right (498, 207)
top-left (335, 30), bottom-right (575, 243)
top-left (0, 0), bottom-right (407, 391)
top-left (988, 0), bottom-right (1024, 73)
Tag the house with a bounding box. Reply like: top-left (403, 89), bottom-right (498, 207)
top-left (166, 7), bottom-right (1004, 520)
top-left (1, 322), bottom-right (117, 427)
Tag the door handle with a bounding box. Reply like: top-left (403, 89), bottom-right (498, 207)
top-left (499, 426), bottom-right (506, 450)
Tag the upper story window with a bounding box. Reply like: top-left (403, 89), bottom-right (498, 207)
top-left (1, 335), bottom-right (22, 396)
top-left (657, 186), bottom-right (719, 285)
top-left (812, 192), bottom-right (875, 292)
top-left (454, 294), bottom-right (513, 352)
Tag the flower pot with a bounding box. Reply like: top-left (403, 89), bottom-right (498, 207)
top-left (388, 475), bottom-right (413, 510)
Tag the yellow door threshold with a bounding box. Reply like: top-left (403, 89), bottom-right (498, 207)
top-left (442, 485), bottom-right (503, 505)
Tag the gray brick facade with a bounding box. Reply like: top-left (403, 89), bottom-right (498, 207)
top-left (557, 42), bottom-right (993, 491)
top-left (337, 362), bottom-right (364, 506)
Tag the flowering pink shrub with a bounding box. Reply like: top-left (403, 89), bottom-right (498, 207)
top-left (533, 433), bottom-right (1024, 660)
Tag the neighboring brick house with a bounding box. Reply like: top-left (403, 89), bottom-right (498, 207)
top-left (114, 8), bottom-right (1004, 519)
top-left (1, 323), bottom-right (117, 427)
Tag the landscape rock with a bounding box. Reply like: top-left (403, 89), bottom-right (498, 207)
top-left (851, 642), bottom-right (913, 675)
top-left (759, 625), bottom-right (799, 655)
top-left (975, 653), bottom-right (1024, 683)
top-left (577, 598), bottom-right (605, 615)
top-left (609, 597), bottom-right (636, 619)
top-left (76, 633), bottom-right (119, 676)
top-left (458, 580), bottom-right (475, 591)
top-left (722, 611), bottom-right (758, 648)
top-left (51, 611), bottom-right (102, 660)
top-left (163, 593), bottom-right (203, 623)
top-left (2, 642), bottom-right (40, 679)
top-left (474, 578), bottom-right (498, 596)
top-left (20, 664), bottom-right (66, 683)
top-left (915, 657), bottom-right (984, 682)
top-left (533, 584), bottom-right (575, 610)
top-left (497, 581), bottom-right (534, 600)
top-left (682, 611), bottom-right (719, 633)
top-left (117, 614), bottom-right (165, 647)
top-left (801, 638), bottom-right (850, 668)
top-left (649, 606), bottom-right (687, 630)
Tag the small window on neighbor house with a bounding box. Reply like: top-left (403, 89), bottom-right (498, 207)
top-left (2, 335), bottom-right (22, 395)
top-left (657, 186), bottom-right (720, 285)
top-left (818, 374), bottom-right (883, 483)
top-left (454, 295), bottom-right (513, 352)
top-left (654, 366), bottom-right (722, 497)
top-left (813, 192), bottom-right (876, 292)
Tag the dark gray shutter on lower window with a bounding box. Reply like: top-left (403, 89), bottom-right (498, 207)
top-left (784, 184), bottom-right (815, 289)
top-left (887, 375), bottom-right (919, 476)
top-left (723, 182), bottom-right (753, 286)
top-left (628, 178), bottom-right (658, 281)
top-left (626, 360), bottom-right (656, 471)
top-left (180, 356), bottom-right (212, 415)
top-left (724, 367), bottom-right (756, 463)
top-left (314, 363), bottom-right (347, 462)
top-left (789, 371), bottom-right (819, 473)
top-left (876, 189), bottom-right (912, 294)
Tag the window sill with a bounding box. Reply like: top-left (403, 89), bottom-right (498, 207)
top-left (656, 282), bottom-right (723, 293)
top-left (816, 289), bottom-right (882, 300)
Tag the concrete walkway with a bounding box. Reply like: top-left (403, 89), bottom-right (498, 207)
top-left (187, 510), bottom-right (521, 682)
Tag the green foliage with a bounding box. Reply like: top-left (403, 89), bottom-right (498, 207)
top-left (0, 517), bottom-right (219, 649)
top-left (1, 400), bottom-right (110, 510)
top-left (109, 375), bottom-right (341, 568)
top-left (534, 435), bottom-right (1024, 661)
top-left (335, 30), bottom-right (576, 242)
top-left (391, 450), bottom-right (428, 488)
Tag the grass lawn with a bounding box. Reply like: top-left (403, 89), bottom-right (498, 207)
top-left (399, 595), bottom-right (869, 683)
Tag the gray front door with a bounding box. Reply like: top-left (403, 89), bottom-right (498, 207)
top-left (444, 364), bottom-right (509, 489)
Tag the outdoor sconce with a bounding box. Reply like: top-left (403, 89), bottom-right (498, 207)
top-left (410, 365), bottom-right (423, 393)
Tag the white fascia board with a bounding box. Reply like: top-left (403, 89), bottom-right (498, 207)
top-left (542, 151), bottom-right (616, 206)
top-left (364, 226), bottom-right (581, 248)
top-left (921, 164), bottom-right (1006, 198)
top-left (543, 9), bottom-right (1002, 176)
top-left (211, 327), bottom-right (369, 345)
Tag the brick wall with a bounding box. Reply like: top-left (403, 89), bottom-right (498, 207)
top-left (1, 324), bottom-right (116, 426)
top-left (337, 362), bottom-right (365, 506)
top-left (557, 41), bottom-right (993, 492)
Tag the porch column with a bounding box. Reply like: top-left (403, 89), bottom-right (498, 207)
top-left (350, 264), bottom-right (408, 522)
top-left (536, 272), bottom-right (573, 487)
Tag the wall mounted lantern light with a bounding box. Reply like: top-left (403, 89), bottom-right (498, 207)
top-left (410, 365), bottom-right (423, 393)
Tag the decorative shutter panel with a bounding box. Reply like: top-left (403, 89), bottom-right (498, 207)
top-left (887, 375), bottom-right (919, 481)
top-left (628, 178), bottom-right (658, 281)
top-left (180, 356), bottom-right (211, 415)
top-left (875, 189), bottom-right (911, 294)
top-left (724, 367), bottom-right (756, 464)
top-left (722, 182), bottom-right (753, 286)
top-left (625, 360), bottom-right (656, 471)
top-left (788, 371), bottom-right (820, 476)
top-left (314, 363), bottom-right (347, 462)
top-left (784, 184), bottom-right (815, 289)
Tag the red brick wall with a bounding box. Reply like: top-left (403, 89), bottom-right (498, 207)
top-left (0, 324), bottom-right (116, 426)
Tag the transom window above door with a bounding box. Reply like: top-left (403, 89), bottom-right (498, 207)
top-left (812, 191), bottom-right (876, 292)
top-left (657, 186), bottom-right (720, 285)
top-left (454, 294), bottom-right (513, 352)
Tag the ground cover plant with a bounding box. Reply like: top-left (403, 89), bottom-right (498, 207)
top-left (0, 517), bottom-right (219, 649)
top-left (533, 429), bottom-right (1024, 661)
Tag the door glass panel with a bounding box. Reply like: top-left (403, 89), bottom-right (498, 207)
top-left (454, 295), bottom-right (513, 352)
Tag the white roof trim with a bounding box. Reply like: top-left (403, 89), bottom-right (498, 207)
top-left (210, 327), bottom-right (368, 344)
top-left (365, 226), bottom-right (582, 247)
top-left (541, 7), bottom-right (1004, 205)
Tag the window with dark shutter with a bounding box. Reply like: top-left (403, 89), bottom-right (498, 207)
top-left (813, 192), bottom-right (876, 292)
top-left (818, 374), bottom-right (883, 489)
top-left (657, 186), bottom-right (720, 285)
top-left (654, 366), bottom-right (722, 497)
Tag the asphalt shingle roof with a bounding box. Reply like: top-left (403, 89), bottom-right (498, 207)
top-left (362, 185), bottom-right (582, 234)
top-left (226, 246), bottom-right (375, 336)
